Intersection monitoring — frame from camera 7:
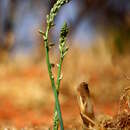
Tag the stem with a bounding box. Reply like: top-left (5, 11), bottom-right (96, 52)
top-left (53, 57), bottom-right (63, 130)
top-left (53, 22), bottom-right (69, 130)
top-left (44, 27), bottom-right (64, 130)
top-left (41, 1), bottom-right (70, 129)
top-left (57, 57), bottom-right (63, 91)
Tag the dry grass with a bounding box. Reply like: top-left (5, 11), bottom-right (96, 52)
top-left (0, 41), bottom-right (129, 129)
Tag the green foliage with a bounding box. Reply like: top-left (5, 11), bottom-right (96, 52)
top-left (39, 0), bottom-right (70, 130)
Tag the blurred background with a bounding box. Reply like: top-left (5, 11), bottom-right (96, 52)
top-left (0, 0), bottom-right (130, 128)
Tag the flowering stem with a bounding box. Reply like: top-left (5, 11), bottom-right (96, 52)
top-left (40, 1), bottom-right (70, 130)
top-left (53, 22), bottom-right (69, 130)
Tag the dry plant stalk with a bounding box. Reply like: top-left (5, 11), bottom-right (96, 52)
top-left (77, 82), bottom-right (96, 128)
